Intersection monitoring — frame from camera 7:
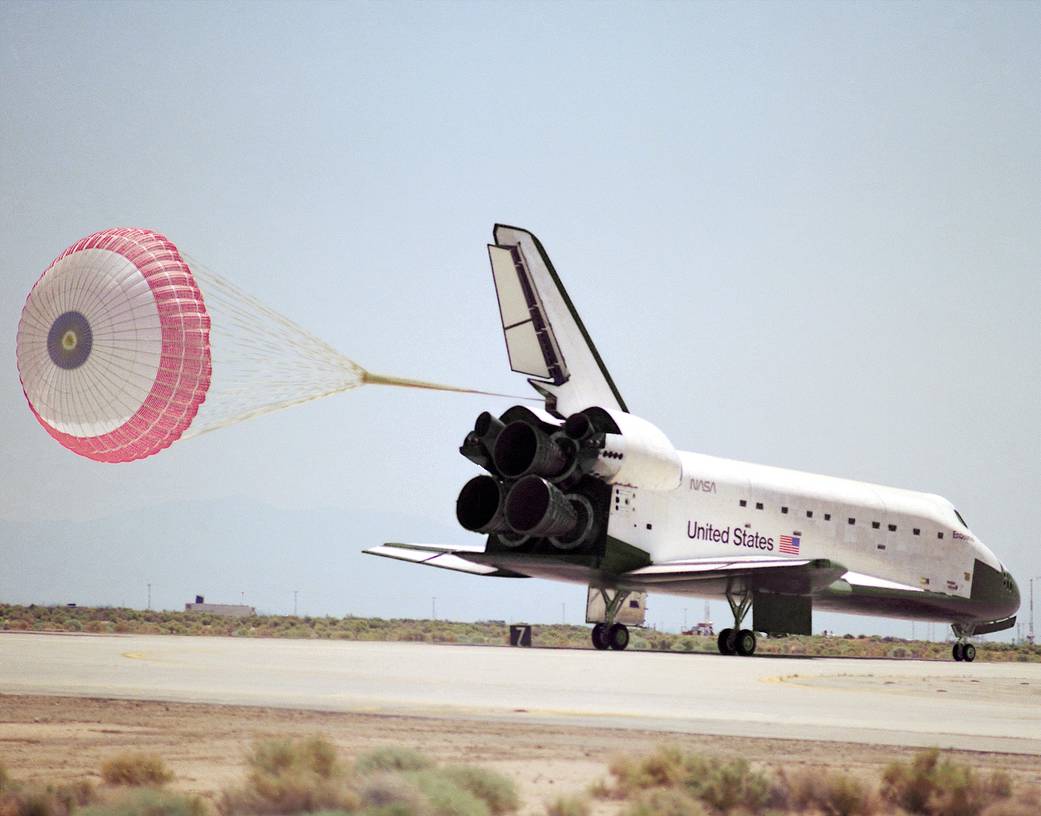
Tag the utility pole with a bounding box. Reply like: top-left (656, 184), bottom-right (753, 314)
top-left (432, 597), bottom-right (437, 620)
top-left (1030, 576), bottom-right (1041, 644)
top-left (561, 602), bottom-right (566, 624)
top-left (147, 583), bottom-right (151, 611)
top-left (293, 590), bottom-right (299, 617)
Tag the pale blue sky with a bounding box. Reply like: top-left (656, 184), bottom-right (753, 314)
top-left (1, 1), bottom-right (1038, 638)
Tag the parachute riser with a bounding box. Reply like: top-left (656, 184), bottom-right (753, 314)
top-left (362, 370), bottom-right (534, 401)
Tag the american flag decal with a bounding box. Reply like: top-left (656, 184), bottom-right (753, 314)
top-left (779, 534), bottom-right (801, 555)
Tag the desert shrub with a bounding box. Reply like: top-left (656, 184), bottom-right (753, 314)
top-left (249, 736), bottom-right (341, 780)
top-left (785, 767), bottom-right (877, 816)
top-left (405, 770), bottom-right (488, 816)
top-left (607, 745), bottom-right (697, 796)
top-left (0, 789), bottom-right (63, 816)
top-left (544, 794), bottom-right (590, 816)
top-left (220, 735), bottom-right (357, 815)
top-left (100, 753), bottom-right (173, 786)
top-left (586, 777), bottom-right (611, 799)
top-left (52, 780), bottom-right (97, 811)
top-left (687, 755), bottom-right (772, 813)
top-left (356, 747), bottom-right (433, 775)
top-left (881, 749), bottom-right (1011, 816)
top-left (982, 785), bottom-right (1041, 816)
top-left (78, 788), bottom-right (207, 816)
top-left (0, 777), bottom-right (96, 816)
top-left (622, 787), bottom-right (707, 816)
top-left (440, 766), bottom-right (518, 814)
top-left (605, 745), bottom-right (771, 813)
top-left (221, 771), bottom-right (356, 814)
top-left (0, 765), bottom-right (8, 794)
top-left (358, 772), bottom-right (429, 814)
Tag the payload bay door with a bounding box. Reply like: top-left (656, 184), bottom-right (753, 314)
top-left (586, 587), bottom-right (647, 626)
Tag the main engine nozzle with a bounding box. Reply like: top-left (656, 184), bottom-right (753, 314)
top-left (456, 475), bottom-right (507, 533)
top-left (563, 412), bottom-right (595, 441)
top-left (459, 411), bottom-right (506, 472)
top-left (493, 421), bottom-right (576, 480)
top-left (504, 475), bottom-right (578, 538)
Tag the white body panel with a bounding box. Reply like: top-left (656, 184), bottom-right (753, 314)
top-left (592, 410), bottom-right (683, 491)
top-left (608, 449), bottom-right (998, 603)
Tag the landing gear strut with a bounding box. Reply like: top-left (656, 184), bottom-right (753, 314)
top-left (951, 623), bottom-right (977, 662)
top-left (589, 589), bottom-right (631, 651)
top-left (718, 585), bottom-right (756, 656)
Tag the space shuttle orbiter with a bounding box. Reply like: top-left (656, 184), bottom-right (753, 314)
top-left (366, 225), bottom-right (1019, 661)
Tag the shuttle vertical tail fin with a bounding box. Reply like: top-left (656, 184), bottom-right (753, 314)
top-left (488, 225), bottom-right (626, 417)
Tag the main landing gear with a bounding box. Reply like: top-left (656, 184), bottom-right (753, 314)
top-left (590, 589), bottom-right (631, 651)
top-left (951, 623), bottom-right (977, 662)
top-left (592, 621), bottom-right (630, 651)
top-left (717, 585), bottom-right (757, 656)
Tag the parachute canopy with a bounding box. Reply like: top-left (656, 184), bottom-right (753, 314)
top-left (16, 228), bottom-right (211, 463)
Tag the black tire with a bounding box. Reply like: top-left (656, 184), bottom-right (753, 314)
top-left (952, 642), bottom-right (964, 662)
top-left (736, 629), bottom-right (757, 656)
top-left (608, 623), bottom-right (630, 651)
top-left (717, 627), bottom-right (736, 655)
top-left (962, 643), bottom-right (976, 662)
top-left (591, 623), bottom-right (609, 651)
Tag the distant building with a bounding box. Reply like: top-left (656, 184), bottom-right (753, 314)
top-left (184, 595), bottom-right (255, 618)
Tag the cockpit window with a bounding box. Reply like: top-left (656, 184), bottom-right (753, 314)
top-left (954, 509), bottom-right (969, 528)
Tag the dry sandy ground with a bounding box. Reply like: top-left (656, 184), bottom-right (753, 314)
top-left (1, 694), bottom-right (1039, 815)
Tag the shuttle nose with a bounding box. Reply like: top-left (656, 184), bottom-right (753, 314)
top-left (999, 567), bottom-right (1021, 618)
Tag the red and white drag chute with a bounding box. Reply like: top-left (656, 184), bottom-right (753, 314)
top-left (16, 228), bottom-right (212, 463)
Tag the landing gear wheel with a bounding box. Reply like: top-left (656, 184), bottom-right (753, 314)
top-left (608, 623), bottom-right (630, 651)
top-left (952, 642), bottom-right (964, 661)
top-left (962, 643), bottom-right (976, 662)
top-left (717, 627), bottom-right (737, 655)
top-left (736, 629), bottom-right (757, 656)
top-left (591, 623), bottom-right (609, 651)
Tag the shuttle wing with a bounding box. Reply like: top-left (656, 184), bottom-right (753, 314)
top-left (489, 225), bottom-right (627, 416)
top-left (619, 556), bottom-right (848, 596)
top-left (364, 548), bottom-right (850, 596)
top-left (364, 543), bottom-right (530, 578)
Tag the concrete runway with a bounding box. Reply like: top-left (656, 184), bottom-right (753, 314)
top-left (2, 633), bottom-right (1039, 755)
